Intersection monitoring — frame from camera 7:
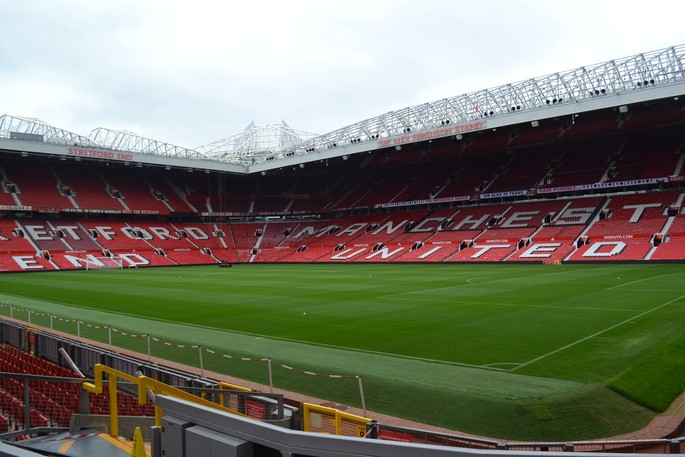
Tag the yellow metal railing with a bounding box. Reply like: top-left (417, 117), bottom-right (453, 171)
top-left (302, 403), bottom-right (371, 438)
top-left (83, 364), bottom-right (246, 437)
top-left (217, 381), bottom-right (252, 411)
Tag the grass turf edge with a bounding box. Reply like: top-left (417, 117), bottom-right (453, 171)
top-left (608, 332), bottom-right (685, 412)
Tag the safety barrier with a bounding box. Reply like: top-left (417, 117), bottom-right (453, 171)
top-left (82, 364), bottom-right (245, 437)
top-left (0, 304), bottom-right (368, 411)
top-left (302, 403), bottom-right (371, 438)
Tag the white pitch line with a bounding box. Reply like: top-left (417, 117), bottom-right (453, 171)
top-left (376, 296), bottom-right (640, 313)
top-left (511, 293), bottom-right (685, 372)
top-left (455, 300), bottom-right (639, 313)
top-left (380, 269), bottom-right (586, 300)
top-left (483, 362), bottom-right (520, 369)
top-left (607, 289), bottom-right (685, 293)
top-left (606, 273), bottom-right (680, 291)
top-left (0, 297), bottom-right (505, 372)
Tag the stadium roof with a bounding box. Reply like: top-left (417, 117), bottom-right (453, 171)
top-left (1, 44), bottom-right (684, 174)
top-left (197, 120), bottom-right (319, 163)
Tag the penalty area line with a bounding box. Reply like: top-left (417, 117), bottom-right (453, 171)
top-left (510, 293), bottom-right (685, 372)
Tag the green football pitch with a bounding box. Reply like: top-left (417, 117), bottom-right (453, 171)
top-left (0, 263), bottom-right (683, 441)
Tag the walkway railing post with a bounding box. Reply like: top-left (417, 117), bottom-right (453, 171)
top-left (198, 346), bottom-right (204, 376)
top-left (357, 376), bottom-right (367, 417)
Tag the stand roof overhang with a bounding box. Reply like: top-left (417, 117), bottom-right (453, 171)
top-left (1, 44), bottom-right (684, 174)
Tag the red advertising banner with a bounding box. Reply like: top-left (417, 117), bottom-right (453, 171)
top-left (245, 399), bottom-right (267, 420)
top-left (378, 429), bottom-right (413, 442)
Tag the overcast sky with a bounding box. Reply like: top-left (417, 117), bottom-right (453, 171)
top-left (1, 0), bottom-right (683, 149)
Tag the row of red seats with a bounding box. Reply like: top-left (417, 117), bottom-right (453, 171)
top-left (0, 385), bottom-right (50, 429)
top-left (0, 344), bottom-right (154, 432)
top-left (2, 344), bottom-right (81, 379)
top-left (88, 388), bottom-right (155, 417)
top-left (1, 117), bottom-right (683, 215)
top-left (1, 345), bottom-right (82, 428)
top-left (0, 158), bottom-right (200, 214)
top-left (0, 191), bottom-right (683, 269)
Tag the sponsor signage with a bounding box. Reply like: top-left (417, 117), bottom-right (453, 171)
top-left (375, 195), bottom-right (469, 209)
top-left (67, 147), bottom-right (134, 162)
top-left (0, 205), bottom-right (32, 211)
top-left (376, 121), bottom-right (485, 149)
top-left (480, 190), bottom-right (528, 199)
top-left (538, 177), bottom-right (667, 194)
